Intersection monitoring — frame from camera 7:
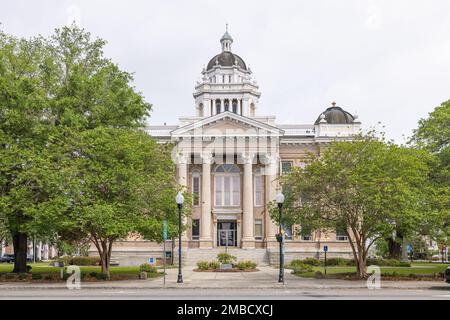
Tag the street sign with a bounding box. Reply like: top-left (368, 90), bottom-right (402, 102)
top-left (163, 220), bottom-right (167, 241)
top-left (323, 245), bottom-right (328, 252)
top-left (148, 257), bottom-right (156, 265)
top-left (407, 244), bottom-right (413, 253)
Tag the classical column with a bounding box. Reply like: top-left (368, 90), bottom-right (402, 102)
top-left (264, 154), bottom-right (279, 247)
top-left (177, 153), bottom-right (189, 241)
top-left (200, 153), bottom-right (213, 248)
top-left (241, 153), bottom-right (255, 248)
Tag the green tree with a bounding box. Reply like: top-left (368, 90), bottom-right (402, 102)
top-left (0, 24), bottom-right (151, 273)
top-left (275, 133), bottom-right (435, 278)
top-left (410, 100), bottom-right (450, 260)
top-left (45, 127), bottom-right (184, 278)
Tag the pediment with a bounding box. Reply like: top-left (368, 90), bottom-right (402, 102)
top-left (171, 112), bottom-right (284, 138)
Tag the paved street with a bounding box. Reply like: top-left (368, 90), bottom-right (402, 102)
top-left (0, 266), bottom-right (449, 299)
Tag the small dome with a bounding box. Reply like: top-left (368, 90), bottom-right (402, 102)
top-left (315, 102), bottom-right (355, 125)
top-left (206, 52), bottom-right (247, 71)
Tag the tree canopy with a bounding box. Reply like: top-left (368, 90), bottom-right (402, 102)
top-left (275, 133), bottom-right (436, 278)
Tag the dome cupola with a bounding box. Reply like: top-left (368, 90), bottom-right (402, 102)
top-left (315, 102), bottom-right (355, 125)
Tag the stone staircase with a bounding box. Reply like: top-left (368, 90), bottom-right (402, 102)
top-left (183, 248), bottom-right (269, 266)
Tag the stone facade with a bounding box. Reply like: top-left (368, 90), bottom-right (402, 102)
top-left (107, 29), bottom-right (362, 266)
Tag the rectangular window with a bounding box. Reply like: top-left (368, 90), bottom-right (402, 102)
top-left (336, 226), bottom-right (348, 241)
top-left (192, 219), bottom-right (200, 240)
top-left (254, 219), bottom-right (263, 240)
top-left (254, 175), bottom-right (263, 206)
top-left (192, 175), bottom-right (200, 206)
top-left (281, 161), bottom-right (293, 174)
top-left (215, 175), bottom-right (240, 206)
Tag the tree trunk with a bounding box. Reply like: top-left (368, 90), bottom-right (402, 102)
top-left (99, 240), bottom-right (111, 279)
top-left (387, 237), bottom-right (401, 259)
top-left (12, 231), bottom-right (28, 273)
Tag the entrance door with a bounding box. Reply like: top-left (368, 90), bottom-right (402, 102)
top-left (217, 221), bottom-right (237, 247)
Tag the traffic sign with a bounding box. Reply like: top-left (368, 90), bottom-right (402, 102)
top-left (323, 245), bottom-right (328, 252)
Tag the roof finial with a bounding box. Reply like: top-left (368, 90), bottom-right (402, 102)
top-left (332, 101), bottom-right (337, 107)
top-left (226, 23), bottom-right (228, 32)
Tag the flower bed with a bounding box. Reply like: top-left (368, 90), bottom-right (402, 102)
top-left (194, 253), bottom-right (259, 272)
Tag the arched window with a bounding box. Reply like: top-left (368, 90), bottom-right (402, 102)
top-left (224, 99), bottom-right (230, 112)
top-left (214, 164), bottom-right (240, 207)
top-left (232, 99), bottom-right (238, 114)
top-left (215, 99), bottom-right (221, 114)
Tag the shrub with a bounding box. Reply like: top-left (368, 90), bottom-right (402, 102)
top-left (209, 261), bottom-right (220, 270)
top-left (236, 261), bottom-right (257, 270)
top-left (57, 256), bottom-right (73, 266)
top-left (325, 258), bottom-right (349, 266)
top-left (217, 253), bottom-right (236, 264)
top-left (18, 273), bottom-right (29, 280)
top-left (26, 265), bottom-right (32, 272)
top-left (89, 271), bottom-right (98, 278)
top-left (31, 273), bottom-right (43, 280)
top-left (95, 273), bottom-right (108, 280)
top-left (366, 258), bottom-right (410, 267)
top-left (291, 263), bottom-right (313, 274)
top-left (197, 261), bottom-right (210, 270)
top-left (72, 256), bottom-right (100, 266)
top-left (139, 263), bottom-right (157, 273)
top-left (314, 271), bottom-right (324, 279)
top-left (301, 258), bottom-right (322, 266)
top-left (44, 275), bottom-right (54, 280)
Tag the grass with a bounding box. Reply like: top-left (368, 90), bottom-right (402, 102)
top-left (289, 262), bottom-right (450, 279)
top-left (0, 263), bottom-right (141, 276)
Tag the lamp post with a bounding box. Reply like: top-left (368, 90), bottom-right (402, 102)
top-left (175, 191), bottom-right (185, 283)
top-left (276, 192), bottom-right (285, 283)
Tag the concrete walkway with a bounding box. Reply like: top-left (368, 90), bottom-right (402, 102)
top-left (0, 266), bottom-right (448, 290)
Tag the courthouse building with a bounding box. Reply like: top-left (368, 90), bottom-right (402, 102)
top-left (110, 29), bottom-right (362, 265)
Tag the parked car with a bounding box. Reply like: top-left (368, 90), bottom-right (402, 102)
top-left (445, 267), bottom-right (450, 283)
top-left (0, 254), bottom-right (15, 263)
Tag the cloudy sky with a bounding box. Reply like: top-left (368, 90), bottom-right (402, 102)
top-left (2, 0), bottom-right (450, 142)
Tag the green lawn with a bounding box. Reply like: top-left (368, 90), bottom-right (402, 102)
top-left (290, 262), bottom-right (450, 278)
top-left (0, 263), bottom-right (141, 275)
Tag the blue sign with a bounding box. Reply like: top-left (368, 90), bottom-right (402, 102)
top-left (148, 257), bottom-right (156, 265)
top-left (163, 220), bottom-right (167, 241)
top-left (323, 245), bottom-right (328, 252)
top-left (407, 244), bottom-right (413, 253)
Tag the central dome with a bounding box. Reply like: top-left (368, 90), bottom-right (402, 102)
top-left (315, 103), bottom-right (355, 125)
top-left (206, 51), bottom-right (247, 71)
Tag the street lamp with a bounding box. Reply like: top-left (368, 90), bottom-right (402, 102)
top-left (276, 192), bottom-right (285, 283)
top-left (175, 191), bottom-right (185, 283)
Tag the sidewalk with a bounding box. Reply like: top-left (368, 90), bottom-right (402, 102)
top-left (0, 266), bottom-right (448, 290)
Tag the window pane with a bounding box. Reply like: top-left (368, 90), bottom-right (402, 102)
top-left (193, 176), bottom-right (200, 206)
top-left (232, 176), bottom-right (240, 205)
top-left (192, 219), bottom-right (200, 240)
top-left (281, 161), bottom-right (292, 174)
top-left (254, 175), bottom-right (262, 206)
top-left (254, 219), bottom-right (263, 240)
top-left (224, 176), bottom-right (231, 206)
top-left (215, 176), bottom-right (222, 205)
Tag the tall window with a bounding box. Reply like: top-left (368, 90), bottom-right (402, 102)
top-left (215, 99), bottom-right (221, 114)
top-left (283, 223), bottom-right (293, 240)
top-left (254, 219), bottom-right (263, 240)
top-left (254, 174), bottom-right (263, 207)
top-left (192, 171), bottom-right (200, 206)
top-left (224, 99), bottom-right (230, 112)
top-left (192, 219), bottom-right (200, 240)
top-left (232, 99), bottom-right (238, 114)
top-left (214, 164), bottom-right (240, 207)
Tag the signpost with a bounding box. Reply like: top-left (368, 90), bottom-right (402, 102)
top-left (323, 245), bottom-right (328, 275)
top-left (163, 220), bottom-right (167, 287)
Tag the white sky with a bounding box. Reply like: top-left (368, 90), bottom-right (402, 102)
top-left (2, 0), bottom-right (450, 143)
